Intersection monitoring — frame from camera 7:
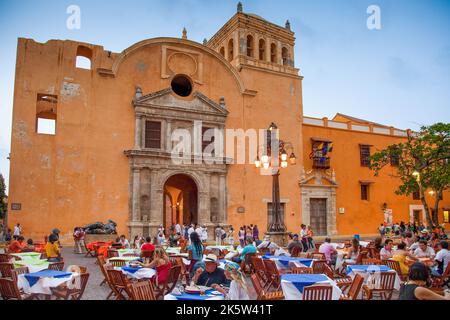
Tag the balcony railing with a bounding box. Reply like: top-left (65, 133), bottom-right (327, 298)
top-left (312, 157), bottom-right (331, 169)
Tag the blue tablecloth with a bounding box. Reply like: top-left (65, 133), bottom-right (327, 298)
top-left (121, 266), bottom-right (142, 274)
top-left (24, 270), bottom-right (72, 287)
top-left (281, 274), bottom-right (328, 293)
top-left (171, 289), bottom-right (224, 301)
top-left (346, 265), bottom-right (391, 275)
top-left (263, 255), bottom-right (313, 268)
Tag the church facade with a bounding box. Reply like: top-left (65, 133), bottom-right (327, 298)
top-left (7, 4), bottom-right (449, 243)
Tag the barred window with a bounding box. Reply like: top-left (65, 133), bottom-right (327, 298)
top-left (360, 145), bottom-right (371, 167)
top-left (361, 184), bottom-right (369, 201)
top-left (145, 121), bottom-right (161, 149)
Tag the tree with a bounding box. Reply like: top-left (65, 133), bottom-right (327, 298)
top-left (0, 173), bottom-right (7, 220)
top-left (370, 123), bottom-right (450, 228)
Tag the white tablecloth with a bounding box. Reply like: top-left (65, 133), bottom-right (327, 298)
top-left (280, 274), bottom-right (342, 300)
top-left (346, 265), bottom-right (401, 290)
top-left (18, 272), bottom-right (78, 295)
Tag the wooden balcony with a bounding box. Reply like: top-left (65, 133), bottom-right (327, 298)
top-left (312, 157), bottom-right (331, 169)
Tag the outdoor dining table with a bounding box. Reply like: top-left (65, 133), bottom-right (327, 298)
top-left (17, 270), bottom-right (78, 295)
top-left (117, 249), bottom-right (139, 257)
top-left (165, 247), bottom-right (182, 255)
top-left (346, 265), bottom-right (401, 290)
top-left (11, 252), bottom-right (42, 261)
top-left (119, 266), bottom-right (156, 280)
top-left (206, 245), bottom-right (236, 252)
top-left (14, 259), bottom-right (50, 273)
top-left (109, 256), bottom-right (140, 262)
top-left (280, 274), bottom-right (342, 300)
top-left (164, 288), bottom-right (224, 300)
top-left (263, 255), bottom-right (314, 270)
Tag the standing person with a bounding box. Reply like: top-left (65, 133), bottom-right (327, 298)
top-left (252, 225), bottom-right (259, 242)
top-left (306, 225), bottom-right (314, 250)
top-left (184, 225), bottom-right (189, 240)
top-left (215, 225), bottom-right (222, 246)
top-left (175, 222), bottom-right (182, 235)
top-left (73, 227), bottom-right (85, 254)
top-left (195, 224), bottom-right (203, 238)
top-left (239, 227), bottom-right (245, 248)
top-left (157, 231), bottom-right (166, 245)
top-left (201, 226), bottom-right (208, 243)
top-left (119, 235), bottom-right (131, 249)
top-left (378, 224), bottom-right (385, 237)
top-left (300, 224), bottom-right (308, 252)
top-left (4, 228), bottom-right (12, 242)
top-left (246, 226), bottom-right (253, 238)
top-left (220, 227), bottom-right (226, 245)
top-left (158, 224), bottom-right (165, 236)
top-left (13, 223), bottom-right (21, 239)
top-left (188, 224), bottom-right (195, 242)
top-left (227, 227), bottom-right (234, 246)
top-left (187, 232), bottom-right (204, 273)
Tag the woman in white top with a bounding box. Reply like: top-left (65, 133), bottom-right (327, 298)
top-left (201, 226), bottom-right (208, 243)
top-left (227, 227), bottom-right (234, 246)
top-left (212, 262), bottom-right (249, 300)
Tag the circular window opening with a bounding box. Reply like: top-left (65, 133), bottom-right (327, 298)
top-left (171, 75), bottom-right (193, 97)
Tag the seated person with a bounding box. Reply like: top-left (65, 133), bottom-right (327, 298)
top-left (22, 239), bottom-right (36, 252)
top-left (137, 247), bottom-right (171, 285)
top-left (374, 236), bottom-right (384, 251)
top-left (399, 262), bottom-right (450, 300)
top-left (45, 234), bottom-right (62, 262)
top-left (413, 240), bottom-right (435, 259)
top-left (168, 231), bottom-right (181, 247)
top-left (111, 237), bottom-right (123, 248)
top-left (287, 234), bottom-right (304, 255)
top-left (319, 237), bottom-right (337, 265)
top-left (380, 239), bottom-right (394, 260)
top-left (257, 235), bottom-right (280, 253)
top-left (212, 262), bottom-right (249, 300)
top-left (232, 237), bottom-right (257, 264)
top-left (140, 236), bottom-right (155, 252)
top-left (192, 254), bottom-right (230, 287)
top-left (392, 242), bottom-right (418, 275)
top-left (432, 241), bottom-right (450, 276)
top-left (8, 236), bottom-right (25, 253)
top-left (119, 235), bottom-right (131, 249)
top-left (343, 238), bottom-right (360, 264)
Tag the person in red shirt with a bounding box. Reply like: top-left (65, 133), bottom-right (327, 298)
top-left (140, 236), bottom-right (155, 263)
top-left (8, 236), bottom-right (25, 253)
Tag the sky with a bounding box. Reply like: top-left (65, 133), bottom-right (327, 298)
top-left (0, 0), bottom-right (449, 192)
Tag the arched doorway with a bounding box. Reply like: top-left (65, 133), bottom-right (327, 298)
top-left (163, 174), bottom-right (198, 230)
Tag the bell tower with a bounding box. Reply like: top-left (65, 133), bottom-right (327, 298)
top-left (206, 2), bottom-right (298, 76)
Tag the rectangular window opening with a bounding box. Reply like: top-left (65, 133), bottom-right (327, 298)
top-left (36, 94), bottom-right (57, 135)
top-left (145, 121), bottom-right (161, 149)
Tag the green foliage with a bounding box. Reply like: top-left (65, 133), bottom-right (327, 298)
top-left (0, 174), bottom-right (6, 219)
top-left (370, 123), bottom-right (450, 227)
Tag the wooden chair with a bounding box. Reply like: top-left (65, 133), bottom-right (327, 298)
top-left (78, 266), bottom-right (88, 274)
top-left (314, 243), bottom-right (322, 251)
top-left (241, 252), bottom-right (256, 275)
top-left (107, 249), bottom-right (119, 258)
top-left (106, 269), bottom-right (132, 300)
top-left (0, 278), bottom-right (37, 300)
top-left (103, 263), bottom-right (116, 300)
top-left (155, 264), bottom-right (181, 299)
top-left (251, 256), bottom-right (269, 288)
top-left (250, 273), bottom-right (284, 300)
top-left (431, 262), bottom-right (450, 289)
top-left (0, 262), bottom-right (14, 278)
top-left (122, 253), bottom-right (139, 258)
top-left (290, 246), bottom-right (301, 258)
top-left (97, 255), bottom-right (108, 286)
top-left (312, 253), bottom-right (326, 261)
top-left (48, 262), bottom-right (65, 271)
top-left (362, 258), bottom-right (382, 265)
top-left (52, 273), bottom-right (90, 300)
top-left (0, 254), bottom-right (12, 263)
top-left (322, 263), bottom-right (352, 291)
top-left (84, 242), bottom-right (97, 258)
top-left (382, 259), bottom-right (407, 281)
top-left (263, 259), bottom-right (281, 290)
top-left (299, 252), bottom-right (311, 259)
top-left (291, 267), bottom-right (313, 274)
top-left (312, 260), bottom-right (328, 274)
top-left (362, 272), bottom-right (396, 300)
top-left (40, 252), bottom-right (47, 260)
top-left (110, 259), bottom-right (127, 268)
top-left (258, 247), bottom-right (271, 256)
top-left (302, 285), bottom-right (333, 300)
top-left (11, 267), bottom-right (29, 283)
top-left (128, 280), bottom-right (157, 300)
top-left (340, 274), bottom-right (364, 300)
top-left (174, 257), bottom-right (190, 285)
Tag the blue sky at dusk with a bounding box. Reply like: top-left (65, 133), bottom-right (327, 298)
top-left (0, 0), bottom-right (449, 189)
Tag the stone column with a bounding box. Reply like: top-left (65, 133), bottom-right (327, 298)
top-left (219, 174), bottom-right (227, 223)
top-left (134, 115), bottom-right (142, 149)
top-left (131, 168), bottom-right (141, 221)
top-left (198, 174), bottom-right (211, 225)
top-left (266, 39), bottom-right (271, 63)
top-left (166, 120), bottom-right (172, 152)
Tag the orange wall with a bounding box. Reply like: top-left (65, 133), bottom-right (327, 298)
top-left (302, 124), bottom-right (450, 235)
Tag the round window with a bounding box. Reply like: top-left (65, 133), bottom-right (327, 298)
top-left (171, 75), bottom-right (193, 97)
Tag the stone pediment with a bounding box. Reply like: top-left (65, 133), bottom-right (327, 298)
top-left (299, 167), bottom-right (338, 187)
top-left (134, 88), bottom-right (228, 117)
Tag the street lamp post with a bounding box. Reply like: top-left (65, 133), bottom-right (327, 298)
top-left (255, 123), bottom-right (296, 243)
